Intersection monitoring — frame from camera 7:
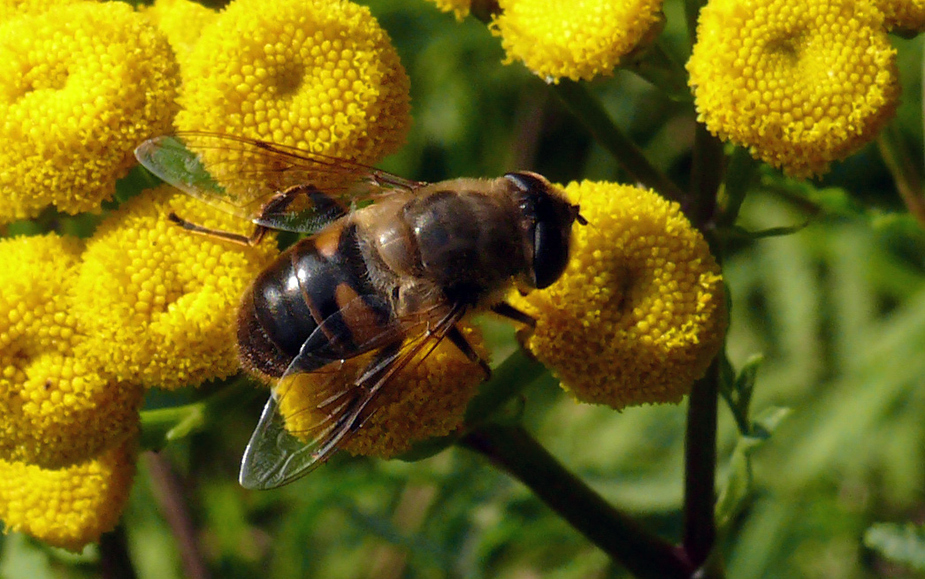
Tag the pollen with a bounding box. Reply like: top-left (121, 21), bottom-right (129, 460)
top-left (687, 0), bottom-right (899, 178)
top-left (489, 0), bottom-right (665, 82)
top-left (510, 181), bottom-right (726, 409)
top-left (0, 1), bottom-right (178, 222)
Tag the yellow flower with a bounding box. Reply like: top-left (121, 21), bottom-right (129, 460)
top-left (687, 0), bottom-right (899, 178)
top-left (0, 437), bottom-right (137, 552)
top-left (490, 0), bottom-right (665, 82)
top-left (175, 0), bottom-right (411, 189)
top-left (140, 0), bottom-right (218, 66)
top-left (0, 0), bottom-right (87, 21)
top-left (0, 1), bottom-right (179, 221)
top-left (427, 0), bottom-right (471, 20)
top-left (0, 234), bottom-right (143, 468)
top-left (872, 0), bottom-right (925, 32)
top-left (510, 181), bottom-right (726, 409)
top-left (72, 186), bottom-right (278, 389)
top-left (277, 325), bottom-right (488, 458)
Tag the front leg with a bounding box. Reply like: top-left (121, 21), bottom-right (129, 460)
top-left (446, 325), bottom-right (492, 380)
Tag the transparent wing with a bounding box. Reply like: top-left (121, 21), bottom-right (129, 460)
top-left (239, 298), bottom-right (466, 489)
top-left (134, 132), bottom-right (425, 233)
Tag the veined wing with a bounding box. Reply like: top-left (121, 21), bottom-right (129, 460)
top-left (239, 298), bottom-right (466, 489)
top-left (134, 132), bottom-right (425, 233)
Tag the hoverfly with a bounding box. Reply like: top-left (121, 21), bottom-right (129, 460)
top-left (135, 132), bottom-right (584, 489)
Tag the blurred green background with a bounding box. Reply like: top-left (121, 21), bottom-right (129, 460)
top-left (3, 0), bottom-right (925, 577)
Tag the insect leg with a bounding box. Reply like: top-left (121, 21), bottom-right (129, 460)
top-left (168, 184), bottom-right (346, 246)
top-left (490, 302), bottom-right (536, 328)
top-left (446, 325), bottom-right (491, 379)
top-left (167, 212), bottom-right (256, 245)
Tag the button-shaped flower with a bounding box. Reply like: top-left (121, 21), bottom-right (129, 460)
top-left (0, 234), bottom-right (143, 469)
top-left (687, 0), bottom-right (900, 178)
top-left (511, 181), bottom-right (726, 409)
top-left (276, 325), bottom-right (488, 458)
top-left (72, 186), bottom-right (279, 389)
top-left (490, 0), bottom-right (665, 82)
top-left (0, 1), bottom-right (178, 222)
top-left (0, 438), bottom-right (137, 552)
top-left (175, 0), bottom-right (411, 189)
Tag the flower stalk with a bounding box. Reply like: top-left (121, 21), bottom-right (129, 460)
top-left (460, 423), bottom-right (694, 579)
top-left (682, 358), bottom-right (720, 569)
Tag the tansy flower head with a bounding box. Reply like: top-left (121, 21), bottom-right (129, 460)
top-left (141, 0), bottom-right (218, 67)
top-left (687, 0), bottom-right (899, 178)
top-left (490, 0), bottom-right (665, 82)
top-left (872, 0), bottom-right (925, 32)
top-left (72, 186), bottom-right (278, 389)
top-left (276, 325), bottom-right (488, 458)
top-left (510, 181), bottom-right (726, 409)
top-left (0, 234), bottom-right (143, 469)
top-left (175, 0), bottom-right (411, 190)
top-left (0, 1), bottom-right (179, 222)
top-left (0, 437), bottom-right (137, 552)
top-left (427, 0), bottom-right (471, 20)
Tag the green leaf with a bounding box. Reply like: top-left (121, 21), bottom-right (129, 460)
top-left (864, 523), bottom-right (925, 572)
top-left (139, 378), bottom-right (260, 450)
top-left (718, 221), bottom-right (811, 241)
top-left (715, 406), bottom-right (791, 530)
top-left (720, 353), bottom-right (764, 435)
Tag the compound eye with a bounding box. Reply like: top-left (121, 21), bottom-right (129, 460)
top-left (532, 220), bottom-right (570, 289)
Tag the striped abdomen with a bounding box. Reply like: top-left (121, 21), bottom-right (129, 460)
top-left (236, 220), bottom-right (392, 378)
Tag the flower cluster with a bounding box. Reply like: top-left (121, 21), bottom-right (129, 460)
top-left (0, 1), bottom-right (178, 222)
top-left (489, 0), bottom-right (665, 82)
top-left (0, 192), bottom-right (277, 548)
top-left (687, 0), bottom-right (900, 178)
top-left (1, 0), bottom-right (417, 550)
top-left (276, 325), bottom-right (488, 459)
top-left (511, 181), bottom-right (726, 409)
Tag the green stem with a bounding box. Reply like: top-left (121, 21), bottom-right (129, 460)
top-left (689, 123), bottom-right (725, 230)
top-left (99, 525), bottom-right (137, 579)
top-left (464, 348), bottom-right (546, 424)
top-left (876, 124), bottom-right (925, 227)
top-left (716, 147), bottom-right (759, 230)
top-left (623, 42), bottom-right (692, 103)
top-left (460, 423), bottom-right (693, 579)
top-left (682, 358), bottom-right (720, 568)
top-left (140, 377), bottom-right (261, 450)
top-left (684, 0), bottom-right (707, 48)
top-left (550, 80), bottom-right (687, 204)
